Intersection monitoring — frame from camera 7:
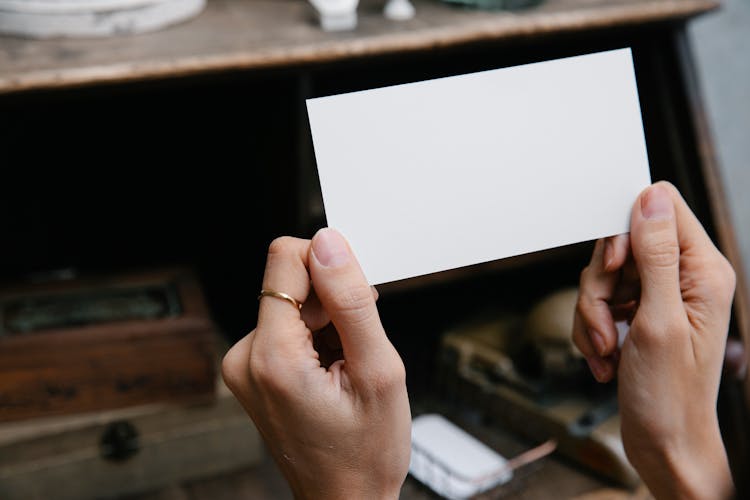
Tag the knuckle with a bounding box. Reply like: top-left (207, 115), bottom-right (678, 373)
top-left (248, 347), bottom-right (294, 397)
top-left (221, 346), bottom-right (247, 393)
top-left (640, 236), bottom-right (679, 270)
top-left (334, 284), bottom-right (377, 323)
top-left (576, 286), bottom-right (587, 309)
top-left (576, 290), bottom-right (592, 310)
top-left (248, 349), bottom-right (273, 386)
top-left (575, 292), bottom-right (585, 313)
top-left (633, 311), bottom-right (687, 347)
top-left (693, 253), bottom-right (737, 305)
top-left (579, 265), bottom-right (591, 286)
top-left (267, 236), bottom-right (298, 257)
top-left (709, 255), bottom-right (737, 305)
top-left (720, 256), bottom-right (737, 295)
top-left (370, 357), bottom-right (407, 398)
top-left (575, 291), bottom-right (599, 322)
top-left (392, 358), bottom-right (407, 387)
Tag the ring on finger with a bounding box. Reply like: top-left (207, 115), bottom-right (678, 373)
top-left (258, 289), bottom-right (304, 310)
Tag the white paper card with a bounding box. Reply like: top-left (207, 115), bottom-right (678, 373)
top-left (307, 48), bottom-right (652, 285)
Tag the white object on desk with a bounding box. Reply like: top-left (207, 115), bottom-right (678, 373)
top-left (410, 414), bottom-right (512, 499)
top-left (0, 0), bottom-right (204, 38)
top-left (308, 0), bottom-right (358, 31)
top-left (307, 48), bottom-right (652, 285)
top-left (384, 0), bottom-right (415, 21)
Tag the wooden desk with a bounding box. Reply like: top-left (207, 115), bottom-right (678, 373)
top-left (0, 0), bottom-right (716, 94)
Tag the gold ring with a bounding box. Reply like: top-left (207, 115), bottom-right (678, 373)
top-left (258, 289), bottom-right (303, 310)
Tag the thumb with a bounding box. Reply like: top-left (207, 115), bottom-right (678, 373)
top-left (630, 182), bottom-right (684, 317)
top-left (309, 228), bottom-right (398, 377)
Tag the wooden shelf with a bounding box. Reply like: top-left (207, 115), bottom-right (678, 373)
top-left (0, 0), bottom-right (716, 95)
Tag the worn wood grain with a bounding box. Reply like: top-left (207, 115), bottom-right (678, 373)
top-left (0, 0), bottom-right (717, 94)
top-left (0, 382), bottom-right (263, 500)
top-left (0, 270), bottom-right (217, 422)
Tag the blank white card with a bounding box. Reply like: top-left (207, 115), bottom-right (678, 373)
top-left (307, 48), bottom-right (652, 285)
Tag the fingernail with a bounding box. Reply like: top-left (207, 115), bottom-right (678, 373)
top-left (587, 357), bottom-right (608, 382)
top-left (603, 239), bottom-right (614, 270)
top-left (312, 228), bottom-right (350, 268)
top-left (641, 184), bottom-right (672, 220)
top-left (589, 329), bottom-right (607, 356)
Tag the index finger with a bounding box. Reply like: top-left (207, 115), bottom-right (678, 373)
top-left (577, 238), bottom-right (621, 358)
top-left (257, 237), bottom-right (312, 333)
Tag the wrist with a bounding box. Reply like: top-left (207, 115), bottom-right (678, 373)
top-left (295, 487), bottom-right (400, 500)
top-left (666, 440), bottom-right (733, 500)
top-left (291, 476), bottom-right (402, 500)
top-left (641, 427), bottom-right (734, 500)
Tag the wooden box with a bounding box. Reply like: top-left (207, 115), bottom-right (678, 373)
top-left (0, 379), bottom-right (263, 500)
top-left (0, 269), bottom-right (217, 422)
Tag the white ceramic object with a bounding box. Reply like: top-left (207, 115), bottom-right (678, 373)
top-left (383, 0), bottom-right (414, 21)
top-left (0, 0), bottom-right (204, 38)
top-left (410, 414), bottom-right (512, 499)
top-left (308, 0), bottom-right (358, 31)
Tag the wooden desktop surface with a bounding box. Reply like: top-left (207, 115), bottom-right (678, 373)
top-left (0, 0), bottom-right (717, 94)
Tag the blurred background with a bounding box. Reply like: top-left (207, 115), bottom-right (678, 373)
top-left (691, 0), bottom-right (750, 285)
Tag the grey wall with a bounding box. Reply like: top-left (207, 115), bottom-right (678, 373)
top-left (690, 0), bottom-right (750, 282)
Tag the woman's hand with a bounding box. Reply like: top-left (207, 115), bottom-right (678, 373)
top-left (573, 182), bottom-right (736, 499)
top-left (222, 229), bottom-right (411, 500)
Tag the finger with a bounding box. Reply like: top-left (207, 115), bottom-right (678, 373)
top-left (588, 354), bottom-right (615, 383)
top-left (221, 331), bottom-right (255, 396)
top-left (611, 260), bottom-right (640, 306)
top-left (577, 239), bottom-right (620, 357)
top-left (302, 286), bottom-right (381, 334)
top-left (660, 181), bottom-right (737, 316)
top-left (573, 310), bottom-right (615, 382)
top-left (603, 234), bottom-right (630, 272)
top-left (301, 289), bottom-right (329, 332)
top-left (572, 309), bottom-right (597, 359)
top-left (630, 183), bottom-right (684, 319)
top-left (257, 237), bottom-right (312, 334)
top-left (308, 228), bottom-right (399, 378)
top-left (605, 234), bottom-right (641, 305)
